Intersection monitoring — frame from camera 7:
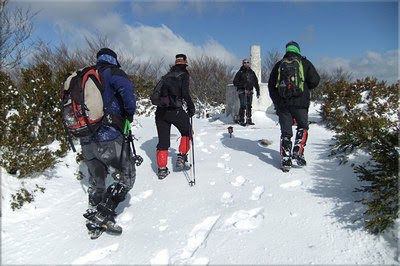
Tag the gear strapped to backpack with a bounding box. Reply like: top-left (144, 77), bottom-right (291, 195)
top-left (275, 57), bottom-right (305, 99)
top-left (151, 71), bottom-right (185, 107)
top-left (61, 66), bottom-right (105, 138)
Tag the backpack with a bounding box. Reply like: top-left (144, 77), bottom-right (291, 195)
top-left (150, 71), bottom-right (185, 107)
top-left (61, 66), bottom-right (105, 138)
top-left (275, 57), bottom-right (304, 99)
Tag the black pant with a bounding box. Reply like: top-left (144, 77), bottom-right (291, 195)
top-left (278, 106), bottom-right (309, 138)
top-left (155, 107), bottom-right (190, 150)
top-left (238, 91), bottom-right (253, 119)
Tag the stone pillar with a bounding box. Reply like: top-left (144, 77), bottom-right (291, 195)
top-left (251, 45), bottom-right (261, 82)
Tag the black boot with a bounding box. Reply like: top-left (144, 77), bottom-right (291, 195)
top-left (86, 183), bottom-right (128, 239)
top-left (157, 167), bottom-right (170, 180)
top-left (176, 153), bottom-right (191, 170)
top-left (292, 129), bottom-right (308, 166)
top-left (238, 108), bottom-right (246, 126)
top-left (280, 136), bottom-right (292, 172)
top-left (246, 117), bottom-right (255, 125)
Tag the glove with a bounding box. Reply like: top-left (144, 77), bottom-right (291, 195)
top-left (187, 108), bottom-right (195, 117)
top-left (256, 92), bottom-right (260, 99)
top-left (127, 115), bottom-right (133, 123)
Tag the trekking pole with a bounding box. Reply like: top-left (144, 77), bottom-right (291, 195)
top-left (189, 117), bottom-right (196, 186)
top-left (123, 119), bottom-right (143, 167)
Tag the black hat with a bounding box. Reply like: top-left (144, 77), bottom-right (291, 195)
top-left (96, 48), bottom-right (121, 67)
top-left (175, 54), bottom-right (188, 65)
top-left (285, 41), bottom-right (300, 51)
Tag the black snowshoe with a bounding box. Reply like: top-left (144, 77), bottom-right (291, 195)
top-left (157, 167), bottom-right (170, 180)
top-left (176, 153), bottom-right (191, 170)
top-left (84, 209), bottom-right (122, 240)
top-left (280, 136), bottom-right (292, 172)
top-left (292, 153), bottom-right (307, 166)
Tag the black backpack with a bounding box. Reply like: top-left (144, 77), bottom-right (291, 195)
top-left (275, 57), bottom-right (305, 99)
top-left (151, 71), bottom-right (184, 107)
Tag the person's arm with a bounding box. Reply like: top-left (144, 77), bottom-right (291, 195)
top-left (181, 72), bottom-right (195, 116)
top-left (253, 70), bottom-right (260, 97)
top-left (305, 60), bottom-right (320, 90)
top-left (233, 70), bottom-right (243, 88)
top-left (268, 62), bottom-right (280, 105)
top-left (110, 68), bottom-right (136, 121)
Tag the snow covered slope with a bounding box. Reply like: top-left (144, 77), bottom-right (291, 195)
top-left (1, 105), bottom-right (398, 265)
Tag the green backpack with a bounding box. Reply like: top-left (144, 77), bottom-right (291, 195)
top-left (275, 57), bottom-right (305, 99)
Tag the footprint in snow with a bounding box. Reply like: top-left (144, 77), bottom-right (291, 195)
top-left (221, 192), bottom-right (233, 204)
top-left (198, 132), bottom-right (208, 136)
top-left (250, 186), bottom-right (264, 200)
top-left (221, 207), bottom-right (264, 231)
top-left (150, 249), bottom-right (170, 265)
top-left (280, 180), bottom-right (302, 189)
top-left (117, 211), bottom-right (133, 225)
top-left (71, 244), bottom-right (119, 264)
top-left (209, 144), bottom-right (217, 150)
top-left (132, 190), bottom-right (153, 202)
top-left (158, 219), bottom-right (168, 232)
top-left (231, 176), bottom-right (246, 187)
top-left (175, 215), bottom-right (220, 262)
top-left (201, 148), bottom-right (212, 154)
top-left (220, 153), bottom-right (231, 161)
top-left (196, 141), bottom-right (204, 148)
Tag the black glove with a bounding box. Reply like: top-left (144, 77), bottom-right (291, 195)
top-left (187, 108), bottom-right (195, 117)
top-left (127, 114), bottom-right (133, 123)
top-left (256, 91), bottom-right (260, 98)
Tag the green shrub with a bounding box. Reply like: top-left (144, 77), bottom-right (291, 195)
top-left (320, 77), bottom-right (399, 234)
top-left (0, 63), bottom-right (69, 178)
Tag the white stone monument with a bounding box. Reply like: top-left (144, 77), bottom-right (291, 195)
top-left (225, 45), bottom-right (273, 121)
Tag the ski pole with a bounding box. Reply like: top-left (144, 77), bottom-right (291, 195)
top-left (190, 117), bottom-right (196, 186)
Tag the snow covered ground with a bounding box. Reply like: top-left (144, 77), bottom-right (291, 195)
top-left (1, 104), bottom-right (398, 265)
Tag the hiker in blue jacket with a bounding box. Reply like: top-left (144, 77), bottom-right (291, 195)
top-left (80, 48), bottom-right (136, 236)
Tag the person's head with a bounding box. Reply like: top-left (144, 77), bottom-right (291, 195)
top-left (242, 58), bottom-right (250, 68)
top-left (96, 48), bottom-right (121, 67)
top-left (285, 41), bottom-right (301, 55)
top-left (175, 54), bottom-right (188, 66)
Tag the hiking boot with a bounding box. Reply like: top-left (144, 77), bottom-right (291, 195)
top-left (292, 153), bottom-right (307, 166)
top-left (246, 118), bottom-right (255, 125)
top-left (157, 167), bottom-right (170, 180)
top-left (281, 157), bottom-right (292, 172)
top-left (176, 153), bottom-right (191, 170)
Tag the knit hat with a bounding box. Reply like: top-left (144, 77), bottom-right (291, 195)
top-left (175, 54), bottom-right (188, 65)
top-left (285, 41), bottom-right (301, 54)
top-left (96, 48), bottom-right (121, 67)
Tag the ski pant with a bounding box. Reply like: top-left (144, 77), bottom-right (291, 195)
top-left (155, 107), bottom-right (191, 168)
top-left (238, 90), bottom-right (253, 121)
top-left (82, 135), bottom-right (136, 206)
top-left (277, 106), bottom-right (309, 139)
top-left (155, 107), bottom-right (190, 150)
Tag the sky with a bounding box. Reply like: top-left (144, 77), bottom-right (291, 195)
top-left (9, 0), bottom-right (400, 84)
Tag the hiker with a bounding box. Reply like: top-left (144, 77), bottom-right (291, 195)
top-left (268, 41), bottom-right (320, 172)
top-left (233, 58), bottom-right (260, 126)
top-left (155, 54), bottom-right (195, 179)
top-left (80, 48), bottom-right (137, 237)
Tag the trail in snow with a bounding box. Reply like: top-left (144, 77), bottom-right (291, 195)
top-left (1, 107), bottom-right (398, 265)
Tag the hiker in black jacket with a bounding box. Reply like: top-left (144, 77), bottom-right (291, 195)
top-left (155, 54), bottom-right (195, 179)
top-left (233, 59), bottom-right (260, 126)
top-left (268, 41), bottom-right (320, 172)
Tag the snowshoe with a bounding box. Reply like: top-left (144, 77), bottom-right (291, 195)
top-left (281, 158), bottom-right (292, 172)
top-left (176, 153), bottom-right (191, 170)
top-left (84, 207), bottom-right (122, 239)
top-left (157, 167), bottom-right (170, 180)
top-left (292, 153), bottom-right (307, 166)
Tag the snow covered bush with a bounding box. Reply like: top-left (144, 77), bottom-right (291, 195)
top-left (320, 77), bottom-right (399, 234)
top-left (0, 64), bottom-right (69, 178)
